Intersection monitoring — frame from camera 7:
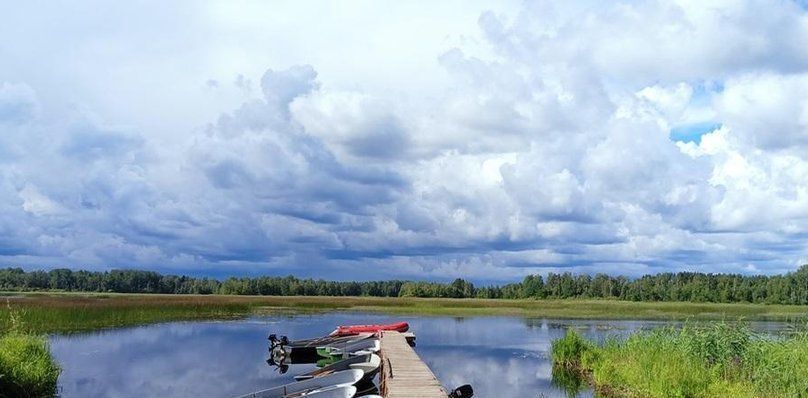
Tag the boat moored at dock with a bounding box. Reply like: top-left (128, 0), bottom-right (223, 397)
top-left (259, 321), bottom-right (472, 398)
top-left (294, 354), bottom-right (381, 382)
top-left (330, 322), bottom-right (409, 337)
top-left (316, 337), bottom-right (380, 359)
top-left (270, 333), bottom-right (374, 363)
top-left (234, 369), bottom-right (362, 398)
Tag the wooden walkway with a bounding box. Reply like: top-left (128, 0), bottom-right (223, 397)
top-left (379, 331), bottom-right (447, 398)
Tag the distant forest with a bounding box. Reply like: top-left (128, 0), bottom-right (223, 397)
top-left (1, 266), bottom-right (807, 305)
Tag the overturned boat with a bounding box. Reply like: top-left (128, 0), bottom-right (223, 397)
top-left (330, 321), bottom-right (409, 337)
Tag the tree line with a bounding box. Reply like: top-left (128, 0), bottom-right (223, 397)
top-left (0, 265), bottom-right (806, 305)
top-left (0, 268), bottom-right (404, 297)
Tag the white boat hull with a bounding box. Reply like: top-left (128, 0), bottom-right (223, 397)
top-left (321, 338), bottom-right (380, 357)
top-left (348, 353), bottom-right (381, 374)
top-left (234, 369), bottom-right (362, 398)
top-left (298, 386), bottom-right (356, 398)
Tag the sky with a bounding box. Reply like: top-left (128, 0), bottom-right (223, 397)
top-left (2, 0), bottom-right (808, 282)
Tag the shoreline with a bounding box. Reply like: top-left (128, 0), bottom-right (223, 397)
top-left (550, 325), bottom-right (808, 397)
top-left (3, 292), bottom-right (807, 334)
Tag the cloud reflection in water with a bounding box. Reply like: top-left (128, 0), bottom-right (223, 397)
top-left (50, 314), bottom-right (790, 398)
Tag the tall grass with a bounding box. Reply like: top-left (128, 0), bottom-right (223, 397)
top-left (551, 322), bottom-right (808, 397)
top-left (0, 295), bottom-right (256, 334)
top-left (0, 303), bottom-right (60, 398)
top-left (2, 292), bottom-right (808, 334)
top-left (0, 333), bottom-right (60, 398)
top-left (550, 329), bottom-right (594, 368)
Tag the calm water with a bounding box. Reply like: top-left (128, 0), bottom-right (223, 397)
top-left (49, 313), bottom-right (790, 398)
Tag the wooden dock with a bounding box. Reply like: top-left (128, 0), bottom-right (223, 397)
top-left (379, 331), bottom-right (447, 398)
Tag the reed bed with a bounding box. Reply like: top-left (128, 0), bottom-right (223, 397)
top-left (1, 295), bottom-right (254, 334)
top-left (551, 323), bottom-right (808, 398)
top-left (0, 305), bottom-right (60, 398)
top-left (2, 292), bottom-right (808, 334)
top-left (0, 333), bottom-right (60, 398)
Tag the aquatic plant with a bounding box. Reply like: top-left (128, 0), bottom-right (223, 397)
top-left (0, 295), bottom-right (255, 334)
top-left (0, 332), bottom-right (60, 398)
top-left (0, 303), bottom-right (60, 398)
top-left (551, 322), bottom-right (808, 398)
top-left (550, 329), bottom-right (594, 368)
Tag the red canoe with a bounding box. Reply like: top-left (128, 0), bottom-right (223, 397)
top-left (329, 321), bottom-right (409, 336)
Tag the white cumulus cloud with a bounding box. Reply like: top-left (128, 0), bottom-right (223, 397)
top-left (2, 0), bottom-right (808, 280)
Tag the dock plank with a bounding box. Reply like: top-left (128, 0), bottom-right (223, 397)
top-left (379, 331), bottom-right (447, 398)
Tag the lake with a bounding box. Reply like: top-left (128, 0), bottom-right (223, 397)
top-left (49, 313), bottom-right (791, 398)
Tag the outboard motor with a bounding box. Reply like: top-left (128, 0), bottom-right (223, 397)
top-left (268, 334), bottom-right (289, 351)
top-left (268, 334), bottom-right (289, 366)
top-left (448, 385), bottom-right (473, 398)
top-left (265, 357), bottom-right (289, 374)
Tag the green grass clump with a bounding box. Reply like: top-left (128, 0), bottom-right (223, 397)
top-left (551, 329), bottom-right (599, 397)
top-left (0, 332), bottom-right (60, 398)
top-left (741, 331), bottom-right (808, 397)
top-left (552, 322), bottom-right (808, 398)
top-left (551, 329), bottom-right (595, 367)
top-left (0, 306), bottom-right (60, 398)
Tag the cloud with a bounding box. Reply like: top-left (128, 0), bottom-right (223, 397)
top-left (715, 73), bottom-right (808, 151)
top-left (292, 91), bottom-right (412, 160)
top-left (60, 127), bottom-right (144, 160)
top-left (477, 0), bottom-right (808, 84)
top-left (2, 0), bottom-right (808, 281)
top-left (18, 184), bottom-right (65, 216)
top-left (260, 66), bottom-right (320, 109)
top-left (0, 82), bottom-right (38, 124)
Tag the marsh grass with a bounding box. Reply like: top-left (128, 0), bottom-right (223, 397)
top-left (2, 292), bottom-right (808, 334)
top-left (551, 329), bottom-right (594, 368)
top-left (2, 293), bottom-right (807, 397)
top-left (1, 295), bottom-right (256, 334)
top-left (0, 303), bottom-right (60, 398)
top-left (552, 322), bottom-right (808, 398)
top-left (0, 333), bottom-right (60, 398)
top-left (349, 297), bottom-right (808, 320)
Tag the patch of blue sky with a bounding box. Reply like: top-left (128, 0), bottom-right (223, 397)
top-left (689, 80), bottom-right (724, 107)
top-left (669, 121), bottom-right (722, 144)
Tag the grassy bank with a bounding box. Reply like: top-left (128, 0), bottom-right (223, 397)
top-left (3, 292), bottom-right (808, 334)
top-left (551, 324), bottom-right (808, 398)
top-left (0, 333), bottom-right (60, 398)
top-left (0, 307), bottom-right (60, 398)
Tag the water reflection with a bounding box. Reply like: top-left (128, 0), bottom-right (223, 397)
top-left (49, 314), bottom-right (790, 398)
top-left (551, 365), bottom-right (589, 398)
